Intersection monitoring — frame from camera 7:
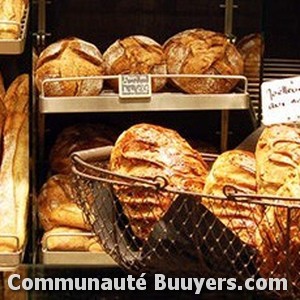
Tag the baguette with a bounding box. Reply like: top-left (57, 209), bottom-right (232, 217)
top-left (0, 112), bottom-right (28, 252)
top-left (3, 74), bottom-right (29, 114)
top-left (0, 0), bottom-right (27, 39)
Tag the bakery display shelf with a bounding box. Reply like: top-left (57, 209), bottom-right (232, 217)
top-left (41, 232), bottom-right (117, 266)
top-left (0, 6), bottom-right (30, 54)
top-left (39, 74), bottom-right (250, 113)
top-left (0, 235), bottom-right (25, 271)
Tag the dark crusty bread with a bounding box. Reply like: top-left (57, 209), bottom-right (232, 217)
top-left (49, 123), bottom-right (117, 175)
top-left (103, 35), bottom-right (167, 92)
top-left (35, 37), bottom-right (106, 97)
top-left (163, 28), bottom-right (244, 94)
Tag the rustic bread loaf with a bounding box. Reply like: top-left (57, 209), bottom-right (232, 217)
top-left (163, 28), bottom-right (244, 94)
top-left (38, 174), bottom-right (89, 231)
top-left (255, 124), bottom-right (300, 283)
top-left (237, 33), bottom-right (264, 79)
top-left (0, 112), bottom-right (29, 252)
top-left (41, 227), bottom-right (102, 252)
top-left (109, 123), bottom-right (208, 240)
top-left (35, 37), bottom-right (106, 97)
top-left (50, 123), bottom-right (117, 175)
top-left (0, 0), bottom-right (27, 39)
top-left (103, 35), bottom-right (167, 92)
top-left (3, 73), bottom-right (29, 113)
top-left (0, 72), bottom-right (5, 102)
top-left (202, 150), bottom-right (263, 248)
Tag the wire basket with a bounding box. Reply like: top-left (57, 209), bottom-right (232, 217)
top-left (71, 146), bottom-right (300, 298)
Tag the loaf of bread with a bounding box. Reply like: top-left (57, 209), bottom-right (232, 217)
top-left (35, 37), bottom-right (106, 97)
top-left (38, 174), bottom-right (90, 231)
top-left (3, 74), bottom-right (29, 113)
top-left (50, 123), bottom-right (117, 175)
top-left (237, 33), bottom-right (264, 79)
top-left (0, 112), bottom-right (29, 252)
top-left (109, 123), bottom-right (208, 240)
top-left (202, 150), bottom-right (263, 248)
top-left (103, 35), bottom-right (167, 92)
top-left (163, 28), bottom-right (244, 94)
top-left (255, 124), bottom-right (300, 283)
top-left (0, 0), bottom-right (27, 39)
top-left (41, 227), bottom-right (102, 252)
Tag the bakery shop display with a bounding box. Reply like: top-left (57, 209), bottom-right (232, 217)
top-left (163, 28), bottom-right (244, 94)
top-left (103, 35), bottom-right (167, 92)
top-left (0, 0), bottom-right (28, 39)
top-left (38, 174), bottom-right (89, 231)
top-left (202, 150), bottom-right (263, 248)
top-left (35, 37), bottom-right (106, 97)
top-left (41, 227), bottom-right (102, 252)
top-left (109, 123), bottom-right (208, 240)
top-left (50, 123), bottom-right (117, 175)
top-left (255, 124), bottom-right (300, 283)
top-left (237, 33), bottom-right (264, 79)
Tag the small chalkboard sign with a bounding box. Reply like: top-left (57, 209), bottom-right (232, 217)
top-left (119, 74), bottom-right (152, 99)
top-left (261, 76), bottom-right (300, 125)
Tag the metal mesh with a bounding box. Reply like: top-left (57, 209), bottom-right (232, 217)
top-left (71, 149), bottom-right (300, 298)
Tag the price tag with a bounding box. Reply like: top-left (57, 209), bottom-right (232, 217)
top-left (119, 74), bottom-right (152, 99)
top-left (261, 76), bottom-right (300, 125)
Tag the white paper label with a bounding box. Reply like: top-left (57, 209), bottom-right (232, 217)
top-left (119, 74), bottom-right (152, 99)
top-left (261, 76), bottom-right (300, 125)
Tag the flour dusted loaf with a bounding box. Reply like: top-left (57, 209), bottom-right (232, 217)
top-left (0, 0), bottom-right (27, 39)
top-left (202, 150), bottom-right (263, 248)
top-left (50, 123), bottom-right (117, 175)
top-left (255, 124), bottom-right (300, 284)
top-left (38, 174), bottom-right (89, 231)
top-left (109, 123), bottom-right (208, 240)
top-left (103, 35), bottom-right (167, 92)
top-left (163, 28), bottom-right (244, 94)
top-left (35, 37), bottom-right (106, 96)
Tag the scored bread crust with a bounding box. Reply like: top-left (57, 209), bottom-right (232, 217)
top-left (163, 28), bottom-right (244, 94)
top-left (255, 124), bottom-right (300, 283)
top-left (109, 123), bottom-right (208, 240)
top-left (202, 150), bottom-right (263, 248)
top-left (103, 35), bottom-right (167, 92)
top-left (35, 37), bottom-right (106, 96)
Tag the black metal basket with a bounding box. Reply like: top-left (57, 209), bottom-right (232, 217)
top-left (71, 146), bottom-right (300, 298)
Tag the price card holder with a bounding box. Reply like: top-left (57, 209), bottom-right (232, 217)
top-left (119, 74), bottom-right (152, 99)
top-left (261, 76), bottom-right (300, 125)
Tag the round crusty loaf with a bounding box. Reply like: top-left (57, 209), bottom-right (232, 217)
top-left (38, 174), bottom-right (89, 231)
top-left (236, 33), bottom-right (264, 79)
top-left (163, 28), bottom-right (244, 94)
top-left (50, 123), bottom-right (118, 175)
top-left (103, 35), bottom-right (167, 92)
top-left (35, 37), bottom-right (106, 97)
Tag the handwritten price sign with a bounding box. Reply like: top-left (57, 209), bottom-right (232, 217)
top-left (261, 76), bottom-right (300, 125)
top-left (119, 74), bottom-right (152, 99)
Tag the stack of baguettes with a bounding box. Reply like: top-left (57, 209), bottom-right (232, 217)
top-left (38, 123), bottom-right (118, 252)
top-left (0, 0), bottom-right (28, 39)
top-left (0, 73), bottom-right (29, 253)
